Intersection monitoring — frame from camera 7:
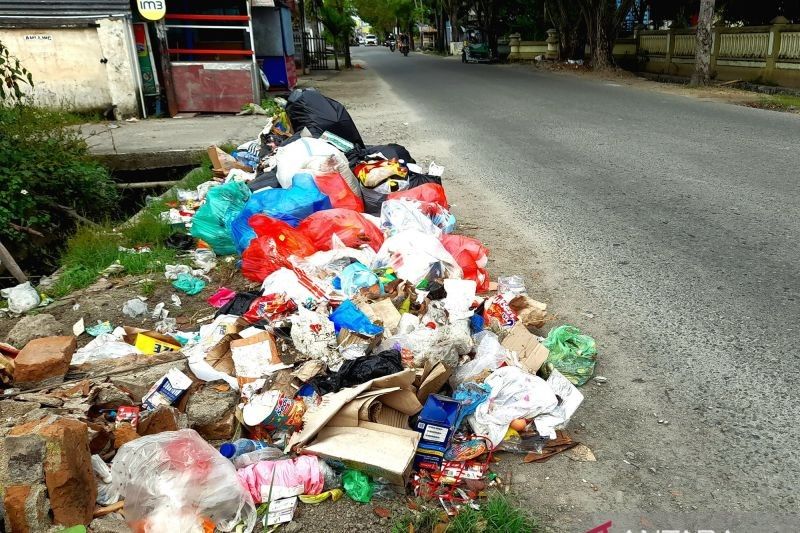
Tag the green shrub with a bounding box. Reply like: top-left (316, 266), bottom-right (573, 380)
top-left (0, 105), bottom-right (119, 244)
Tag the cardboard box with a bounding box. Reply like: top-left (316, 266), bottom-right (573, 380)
top-left (415, 394), bottom-right (461, 447)
top-left (501, 322), bottom-right (549, 373)
top-left (291, 370), bottom-right (423, 485)
top-left (414, 442), bottom-right (447, 470)
top-left (123, 327), bottom-right (182, 355)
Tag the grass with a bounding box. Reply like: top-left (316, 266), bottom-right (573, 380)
top-left (392, 494), bottom-right (539, 533)
top-left (755, 93), bottom-right (800, 111)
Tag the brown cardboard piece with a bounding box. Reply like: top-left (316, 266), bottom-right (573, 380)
top-left (502, 322), bottom-right (549, 373)
top-left (291, 370), bottom-right (422, 484)
top-left (207, 145), bottom-right (252, 177)
top-left (416, 363), bottom-right (452, 404)
top-left (303, 422), bottom-right (421, 485)
top-left (200, 318), bottom-right (251, 376)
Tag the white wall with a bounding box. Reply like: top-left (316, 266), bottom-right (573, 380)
top-left (0, 17), bottom-right (138, 116)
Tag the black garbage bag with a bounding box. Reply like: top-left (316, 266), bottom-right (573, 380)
top-left (348, 144), bottom-right (416, 170)
top-left (215, 290), bottom-right (262, 317)
top-left (308, 349), bottom-right (403, 395)
top-left (165, 233), bottom-right (196, 251)
top-left (407, 171), bottom-right (442, 188)
top-left (286, 89), bottom-right (365, 148)
top-left (249, 169), bottom-right (281, 192)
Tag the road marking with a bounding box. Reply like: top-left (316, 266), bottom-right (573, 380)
top-left (606, 83), bottom-right (622, 87)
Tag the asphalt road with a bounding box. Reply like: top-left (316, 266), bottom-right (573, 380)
top-left (350, 46), bottom-right (800, 530)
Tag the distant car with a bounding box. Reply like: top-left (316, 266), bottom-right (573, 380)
top-left (365, 34), bottom-right (378, 46)
top-left (357, 36), bottom-right (366, 45)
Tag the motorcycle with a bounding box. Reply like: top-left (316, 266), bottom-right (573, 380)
top-left (399, 43), bottom-right (409, 56)
top-left (389, 42), bottom-right (395, 52)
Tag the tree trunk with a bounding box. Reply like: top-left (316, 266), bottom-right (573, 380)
top-left (691, 0), bottom-right (715, 85)
top-left (344, 32), bottom-right (352, 68)
top-left (333, 40), bottom-right (340, 70)
top-left (592, 18), bottom-right (614, 69)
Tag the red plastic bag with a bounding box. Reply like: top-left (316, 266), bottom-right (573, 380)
top-left (439, 234), bottom-right (490, 292)
top-left (241, 216), bottom-right (317, 282)
top-left (388, 183), bottom-right (449, 209)
top-left (312, 171), bottom-right (364, 212)
top-left (298, 208), bottom-right (384, 252)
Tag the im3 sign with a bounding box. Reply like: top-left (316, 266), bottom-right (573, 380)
top-left (136, 0), bottom-right (166, 21)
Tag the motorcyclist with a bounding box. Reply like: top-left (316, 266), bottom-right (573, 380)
top-left (398, 33), bottom-right (410, 55)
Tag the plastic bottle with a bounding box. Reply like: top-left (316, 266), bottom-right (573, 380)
top-left (219, 439), bottom-right (269, 459)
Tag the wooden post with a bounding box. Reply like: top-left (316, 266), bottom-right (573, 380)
top-left (0, 239), bottom-right (27, 284)
top-left (154, 19), bottom-right (178, 117)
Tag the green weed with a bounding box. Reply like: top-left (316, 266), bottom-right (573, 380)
top-left (757, 93), bottom-right (800, 111)
top-left (391, 494), bottom-right (539, 533)
top-left (139, 279), bottom-right (156, 298)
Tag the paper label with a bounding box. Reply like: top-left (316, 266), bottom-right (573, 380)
top-left (422, 424), bottom-right (449, 443)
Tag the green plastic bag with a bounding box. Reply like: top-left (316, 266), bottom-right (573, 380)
top-left (542, 325), bottom-right (597, 386)
top-left (190, 181), bottom-right (251, 255)
top-left (172, 273), bottom-right (205, 295)
top-left (342, 469), bottom-right (373, 503)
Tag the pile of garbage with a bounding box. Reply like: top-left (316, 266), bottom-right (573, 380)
top-left (0, 89), bottom-right (598, 532)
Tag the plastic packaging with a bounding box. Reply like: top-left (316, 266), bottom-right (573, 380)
top-left (236, 455), bottom-right (325, 503)
top-left (219, 439), bottom-right (269, 459)
top-left (193, 249), bottom-right (218, 271)
top-left (440, 234), bottom-right (490, 293)
top-left (230, 173), bottom-right (332, 252)
top-left (111, 429), bottom-right (256, 532)
top-left (190, 180), bottom-right (251, 256)
top-left (387, 183), bottom-right (448, 209)
top-left (1, 282), bottom-right (40, 314)
top-left (498, 275), bottom-right (527, 298)
top-left (91, 455), bottom-right (120, 506)
top-left (542, 325), bottom-right (597, 386)
top-left (372, 230), bottom-right (462, 286)
top-left (452, 382), bottom-right (492, 429)
top-left (172, 273), bottom-right (206, 295)
top-left (450, 331), bottom-right (510, 388)
top-left (380, 199), bottom-right (442, 237)
top-left (276, 137), bottom-right (358, 192)
top-left (233, 446), bottom-right (286, 469)
top-left (72, 328), bottom-right (142, 365)
top-left (207, 287), bottom-right (237, 308)
top-left (241, 217), bottom-right (317, 283)
top-left (312, 171), bottom-right (364, 212)
top-left (261, 268), bottom-right (318, 308)
top-left (342, 469), bottom-right (373, 503)
top-left (329, 300), bottom-right (383, 336)
top-left (298, 208), bottom-right (385, 252)
top-left (468, 366), bottom-right (559, 447)
top-left (338, 262), bottom-right (379, 297)
top-left (122, 298), bottom-right (147, 318)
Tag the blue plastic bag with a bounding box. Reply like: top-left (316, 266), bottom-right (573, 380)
top-left (337, 262), bottom-right (379, 297)
top-left (190, 181), bottom-right (250, 255)
top-left (329, 300), bottom-right (383, 337)
top-left (229, 173), bottom-right (332, 253)
top-left (172, 273), bottom-right (206, 295)
top-left (453, 382), bottom-right (491, 429)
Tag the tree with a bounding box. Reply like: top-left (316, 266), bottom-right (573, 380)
top-left (691, 0), bottom-right (715, 85)
top-left (545, 0), bottom-right (586, 59)
top-left (577, 0), bottom-right (634, 69)
top-left (1, 40), bottom-right (33, 102)
top-left (318, 0), bottom-right (356, 69)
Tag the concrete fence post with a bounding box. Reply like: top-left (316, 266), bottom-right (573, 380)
top-left (765, 21), bottom-right (786, 83)
top-left (710, 25), bottom-right (721, 75)
top-left (546, 29), bottom-right (559, 60)
top-left (509, 33), bottom-right (521, 61)
top-left (666, 29), bottom-right (675, 73)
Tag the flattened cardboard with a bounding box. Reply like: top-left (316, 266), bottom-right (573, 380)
top-left (302, 421), bottom-right (421, 485)
top-left (288, 370), bottom-right (418, 450)
top-left (501, 322), bottom-right (549, 373)
top-left (231, 331), bottom-right (281, 380)
top-left (416, 363), bottom-right (452, 403)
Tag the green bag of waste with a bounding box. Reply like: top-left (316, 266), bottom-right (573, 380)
top-left (342, 469), bottom-right (374, 503)
top-left (190, 180), bottom-right (251, 255)
top-left (542, 325), bottom-right (597, 386)
top-left (172, 273), bottom-right (205, 295)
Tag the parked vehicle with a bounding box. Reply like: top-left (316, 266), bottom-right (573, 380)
top-left (365, 34), bottom-right (378, 46)
top-left (357, 36), bottom-right (365, 46)
top-left (461, 42), bottom-right (494, 63)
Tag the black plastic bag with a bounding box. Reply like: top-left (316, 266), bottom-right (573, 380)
top-left (215, 290), bottom-right (262, 317)
top-left (286, 89), bottom-right (364, 148)
top-left (308, 349), bottom-right (403, 395)
top-left (348, 144), bottom-right (415, 169)
top-left (407, 171), bottom-right (442, 188)
top-left (165, 233), bottom-right (196, 251)
top-left (249, 169), bottom-right (281, 192)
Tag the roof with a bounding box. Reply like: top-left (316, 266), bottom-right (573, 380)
top-left (0, 0), bottom-right (131, 24)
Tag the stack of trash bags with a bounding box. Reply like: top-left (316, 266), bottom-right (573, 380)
top-left (102, 88), bottom-right (599, 532)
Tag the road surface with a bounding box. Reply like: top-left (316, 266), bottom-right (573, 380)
top-left (348, 47), bottom-right (800, 531)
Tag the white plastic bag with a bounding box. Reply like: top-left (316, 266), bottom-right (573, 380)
top-left (290, 306), bottom-right (338, 367)
top-left (261, 268), bottom-right (317, 307)
top-left (72, 327), bottom-right (143, 365)
top-left (1, 282), bottom-right (40, 314)
top-left (468, 366), bottom-right (559, 447)
top-left (275, 138), bottom-right (359, 194)
top-left (112, 429), bottom-right (256, 533)
top-left (122, 298), bottom-right (147, 318)
top-left (371, 230), bottom-right (462, 285)
top-left (443, 279), bottom-right (476, 321)
top-left (380, 199), bottom-right (442, 237)
top-left (450, 331), bottom-right (511, 388)
top-left (92, 455), bottom-right (120, 505)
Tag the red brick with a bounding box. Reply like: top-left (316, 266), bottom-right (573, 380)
top-left (13, 336), bottom-right (76, 388)
top-left (3, 483), bottom-right (52, 533)
top-left (112, 423), bottom-right (140, 449)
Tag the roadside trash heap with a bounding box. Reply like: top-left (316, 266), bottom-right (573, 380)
top-left (0, 88), bottom-right (598, 533)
